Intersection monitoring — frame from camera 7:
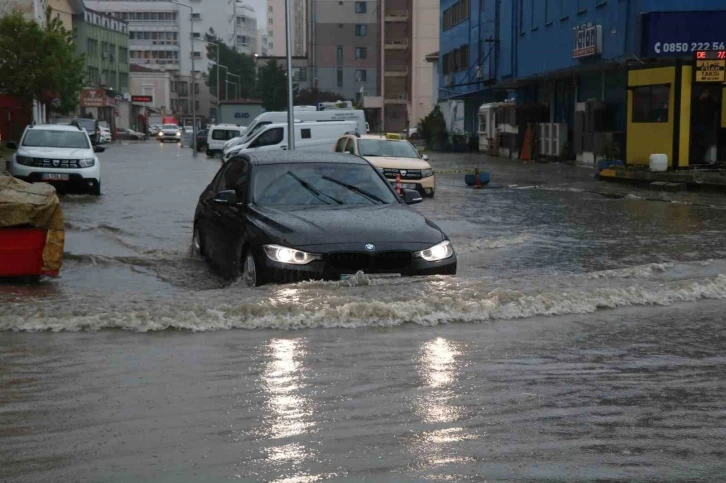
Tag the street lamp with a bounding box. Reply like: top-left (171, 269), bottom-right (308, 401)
top-left (226, 80), bottom-right (238, 101)
top-left (194, 38), bottom-right (221, 116)
top-left (284, 0), bottom-right (295, 150)
top-left (218, 64), bottom-right (229, 100)
top-left (171, 0), bottom-right (197, 156)
top-left (227, 72), bottom-right (241, 99)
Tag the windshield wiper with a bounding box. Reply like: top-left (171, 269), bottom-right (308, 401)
top-left (286, 172), bottom-right (343, 205)
top-left (322, 176), bottom-right (385, 204)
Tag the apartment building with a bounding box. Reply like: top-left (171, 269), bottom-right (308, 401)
top-left (308, 0), bottom-right (379, 100)
top-left (74, 8), bottom-right (130, 93)
top-left (234, 2), bottom-right (258, 55)
top-left (266, 0), bottom-right (305, 57)
top-left (257, 28), bottom-right (269, 56)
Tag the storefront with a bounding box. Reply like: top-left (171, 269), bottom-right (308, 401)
top-left (626, 10), bottom-right (726, 168)
top-left (79, 88), bottom-right (117, 135)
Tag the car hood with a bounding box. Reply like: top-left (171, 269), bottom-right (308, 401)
top-left (250, 204), bottom-right (445, 247)
top-left (18, 147), bottom-right (93, 158)
top-left (363, 156), bottom-right (431, 170)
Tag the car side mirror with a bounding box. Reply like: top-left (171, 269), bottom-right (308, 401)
top-left (214, 189), bottom-right (238, 205)
top-left (421, 154), bottom-right (429, 161)
top-left (93, 145), bottom-right (105, 153)
top-left (5, 141), bottom-right (17, 150)
top-left (402, 189), bottom-right (423, 205)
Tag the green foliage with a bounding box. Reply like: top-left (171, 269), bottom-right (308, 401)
top-left (257, 59), bottom-right (287, 111)
top-left (204, 29), bottom-right (257, 99)
top-left (417, 105), bottom-right (447, 148)
top-left (0, 8), bottom-right (85, 114)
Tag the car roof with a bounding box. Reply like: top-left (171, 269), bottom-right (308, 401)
top-left (243, 151), bottom-right (369, 166)
top-left (261, 121), bottom-right (358, 129)
top-left (30, 124), bottom-right (85, 132)
top-left (358, 134), bottom-right (405, 141)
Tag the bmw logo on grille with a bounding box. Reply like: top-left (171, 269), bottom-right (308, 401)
top-left (365, 244), bottom-right (376, 251)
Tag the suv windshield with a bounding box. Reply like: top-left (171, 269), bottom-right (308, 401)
top-left (358, 139), bottom-right (419, 158)
top-left (23, 130), bottom-right (90, 149)
top-left (241, 121), bottom-right (270, 141)
top-left (254, 163), bottom-right (397, 206)
top-left (74, 119), bottom-right (96, 131)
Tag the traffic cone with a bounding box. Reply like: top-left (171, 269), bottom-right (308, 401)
top-left (474, 168), bottom-right (482, 189)
top-left (395, 173), bottom-right (402, 195)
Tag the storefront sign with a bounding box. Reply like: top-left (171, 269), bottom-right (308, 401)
top-left (694, 51), bottom-right (726, 83)
top-left (572, 24), bottom-right (602, 59)
top-left (132, 95), bottom-right (153, 103)
top-left (643, 11), bottom-right (726, 57)
top-left (80, 88), bottom-right (106, 108)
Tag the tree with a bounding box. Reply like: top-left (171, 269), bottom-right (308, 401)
top-left (257, 59), bottom-right (287, 111)
top-left (417, 105), bottom-right (447, 148)
top-left (204, 29), bottom-right (257, 100)
top-left (293, 88), bottom-right (344, 106)
top-left (0, 9), bottom-right (85, 114)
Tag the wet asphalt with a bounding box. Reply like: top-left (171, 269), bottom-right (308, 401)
top-left (1, 141), bottom-right (726, 482)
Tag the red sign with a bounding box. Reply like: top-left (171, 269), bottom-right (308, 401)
top-left (696, 50), bottom-right (726, 60)
top-left (132, 95), bottom-right (153, 103)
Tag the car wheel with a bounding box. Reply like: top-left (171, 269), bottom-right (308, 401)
top-left (91, 180), bottom-right (101, 196)
top-left (241, 249), bottom-right (263, 287)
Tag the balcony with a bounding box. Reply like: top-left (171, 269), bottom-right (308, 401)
top-left (384, 66), bottom-right (408, 77)
top-left (384, 39), bottom-right (409, 50)
top-left (384, 10), bottom-right (409, 22)
top-left (131, 40), bottom-right (180, 48)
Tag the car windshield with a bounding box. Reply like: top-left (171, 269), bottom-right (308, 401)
top-left (162, 124), bottom-right (178, 129)
top-left (74, 119), bottom-right (95, 130)
top-left (22, 130), bottom-right (90, 149)
top-left (242, 121), bottom-right (270, 141)
top-left (254, 163), bottom-right (397, 206)
top-left (357, 139), bottom-right (420, 158)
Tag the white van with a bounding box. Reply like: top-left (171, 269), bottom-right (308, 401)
top-left (238, 109), bottom-right (367, 145)
top-left (225, 120), bottom-right (357, 159)
top-left (206, 124), bottom-right (246, 157)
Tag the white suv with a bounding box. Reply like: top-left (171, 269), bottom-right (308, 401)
top-left (8, 124), bottom-right (104, 195)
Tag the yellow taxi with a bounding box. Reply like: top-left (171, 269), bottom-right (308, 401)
top-left (333, 133), bottom-right (435, 197)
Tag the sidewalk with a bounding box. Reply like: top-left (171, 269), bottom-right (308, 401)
top-left (599, 166), bottom-right (726, 191)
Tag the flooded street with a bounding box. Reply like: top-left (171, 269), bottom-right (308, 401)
top-left (2, 142), bottom-right (726, 481)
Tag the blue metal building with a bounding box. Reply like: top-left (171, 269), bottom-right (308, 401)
top-left (437, 0), bottom-right (726, 153)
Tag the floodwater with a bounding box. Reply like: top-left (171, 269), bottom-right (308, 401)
top-left (1, 142), bottom-right (726, 481)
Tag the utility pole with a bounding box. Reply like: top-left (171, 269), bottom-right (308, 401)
top-left (173, 1), bottom-right (197, 156)
top-left (285, 0), bottom-right (295, 150)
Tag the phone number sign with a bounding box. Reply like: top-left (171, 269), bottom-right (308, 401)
top-left (643, 11), bottom-right (726, 58)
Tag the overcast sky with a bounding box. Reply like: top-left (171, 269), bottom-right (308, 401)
top-left (248, 0), bottom-right (266, 27)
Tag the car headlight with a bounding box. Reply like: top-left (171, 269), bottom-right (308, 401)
top-left (158, 132), bottom-right (163, 137)
top-left (415, 240), bottom-right (454, 262)
top-left (264, 244), bottom-right (320, 265)
top-left (421, 169), bottom-right (434, 178)
top-left (176, 131), bottom-right (182, 137)
top-left (78, 158), bottom-right (95, 168)
top-left (15, 155), bottom-right (33, 166)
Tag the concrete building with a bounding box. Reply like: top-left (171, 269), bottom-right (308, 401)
top-left (234, 2), bottom-right (257, 56)
top-left (308, 0), bottom-right (379, 100)
top-left (0, 0), bottom-right (46, 23)
top-left (257, 28), bottom-right (269, 56)
top-left (47, 0), bottom-right (84, 30)
top-left (267, 0), bottom-right (305, 57)
top-left (74, 8), bottom-right (130, 93)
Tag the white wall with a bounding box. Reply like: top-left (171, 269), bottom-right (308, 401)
top-left (410, 0), bottom-right (439, 128)
top-left (129, 71), bottom-right (172, 111)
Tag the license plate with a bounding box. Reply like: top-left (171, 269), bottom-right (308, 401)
top-left (41, 173), bottom-right (69, 181)
top-left (389, 181), bottom-right (417, 190)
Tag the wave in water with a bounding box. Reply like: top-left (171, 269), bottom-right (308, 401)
top-left (2, 274), bottom-right (725, 332)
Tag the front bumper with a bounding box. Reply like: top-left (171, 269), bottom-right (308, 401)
top-left (158, 133), bottom-right (181, 142)
top-left (258, 247), bottom-right (456, 284)
top-left (10, 162), bottom-right (100, 187)
top-left (387, 175), bottom-right (436, 196)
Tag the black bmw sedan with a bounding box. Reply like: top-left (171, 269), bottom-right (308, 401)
top-left (193, 151), bottom-right (457, 286)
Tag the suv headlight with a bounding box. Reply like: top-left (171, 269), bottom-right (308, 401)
top-left (78, 158), bottom-right (95, 168)
top-left (176, 131), bottom-right (182, 137)
top-left (414, 240), bottom-right (454, 262)
top-left (264, 244), bottom-right (320, 265)
top-left (15, 155), bottom-right (33, 166)
top-left (421, 168), bottom-right (434, 178)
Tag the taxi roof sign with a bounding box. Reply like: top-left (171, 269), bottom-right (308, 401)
top-left (385, 133), bottom-right (402, 140)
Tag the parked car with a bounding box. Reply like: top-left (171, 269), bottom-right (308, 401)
top-left (334, 132), bottom-right (436, 197)
top-left (157, 124), bottom-right (182, 143)
top-left (206, 124), bottom-right (245, 157)
top-left (149, 125), bottom-right (161, 136)
top-left (117, 128), bottom-right (147, 141)
top-left (7, 123), bottom-right (105, 195)
top-left (195, 129), bottom-right (208, 151)
top-left (192, 151), bottom-right (456, 285)
top-left (70, 117), bottom-right (100, 145)
top-left (99, 126), bottom-right (112, 144)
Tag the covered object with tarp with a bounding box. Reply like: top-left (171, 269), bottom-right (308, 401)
top-left (0, 176), bottom-right (64, 276)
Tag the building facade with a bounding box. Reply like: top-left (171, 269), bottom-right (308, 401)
top-left (74, 8), bottom-right (130, 94)
top-left (257, 28), bottom-right (269, 56)
top-left (234, 2), bottom-right (257, 56)
top-left (307, 0), bottom-right (379, 100)
top-left (267, 0), bottom-right (306, 57)
top-left (48, 0), bottom-right (84, 30)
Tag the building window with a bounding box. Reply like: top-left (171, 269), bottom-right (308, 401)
top-left (560, 0), bottom-right (567, 18)
top-left (481, 0), bottom-right (486, 10)
top-left (195, 83), bottom-right (199, 94)
top-left (355, 69), bottom-right (367, 82)
top-left (577, 0), bottom-right (586, 13)
top-left (337, 45), bottom-right (343, 64)
top-left (301, 128), bottom-right (311, 139)
top-left (292, 67), bottom-right (307, 81)
top-left (443, 8), bottom-right (451, 30)
top-left (355, 47), bottom-right (367, 59)
top-left (269, 42), bottom-right (274, 48)
top-left (195, 100), bottom-right (200, 111)
top-left (442, 52), bottom-right (450, 75)
top-left (452, 2), bottom-right (460, 24)
top-left (192, 32), bottom-right (200, 38)
top-left (268, 17), bottom-right (273, 25)
top-left (460, 44), bottom-right (469, 70)
top-left (519, 0), bottom-right (525, 33)
top-left (268, 5), bottom-right (273, 11)
top-left (461, 0), bottom-right (469, 19)
top-left (355, 1), bottom-right (366, 13)
top-left (268, 30), bottom-right (273, 37)
top-left (191, 13), bottom-right (201, 20)
top-left (337, 68), bottom-right (343, 87)
top-left (355, 24), bottom-right (367, 36)
top-left (631, 85), bottom-right (670, 123)
top-left (545, 0), bottom-right (552, 24)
